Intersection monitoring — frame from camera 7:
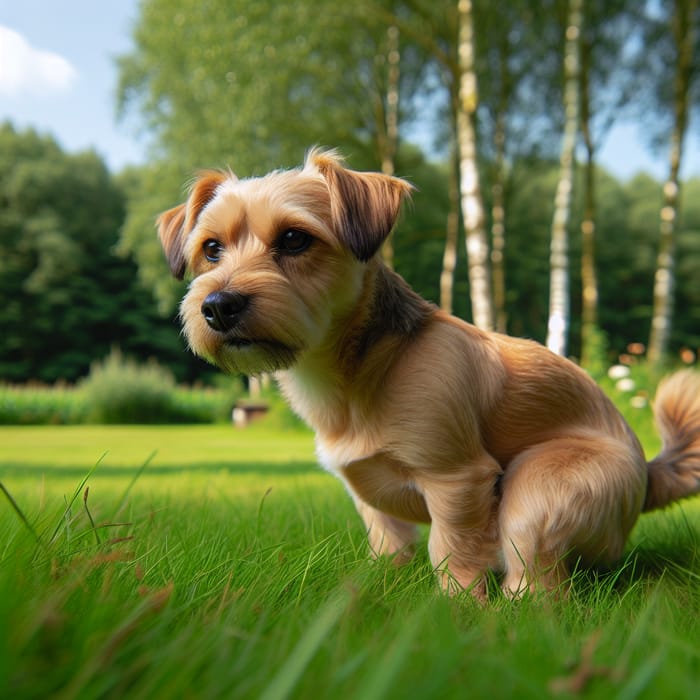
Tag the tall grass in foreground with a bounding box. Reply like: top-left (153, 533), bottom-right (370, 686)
top-left (1, 424), bottom-right (699, 699)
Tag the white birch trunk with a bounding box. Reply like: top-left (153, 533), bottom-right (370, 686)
top-left (491, 108), bottom-right (507, 334)
top-left (440, 140), bottom-right (460, 313)
top-left (579, 39), bottom-right (599, 368)
top-left (457, 0), bottom-right (494, 331)
top-left (380, 24), bottom-right (401, 269)
top-left (546, 0), bottom-right (583, 357)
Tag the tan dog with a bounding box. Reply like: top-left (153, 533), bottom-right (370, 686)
top-left (158, 149), bottom-right (700, 598)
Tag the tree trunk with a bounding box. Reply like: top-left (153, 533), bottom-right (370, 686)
top-left (489, 20), bottom-right (514, 335)
top-left (648, 0), bottom-right (696, 366)
top-left (579, 37), bottom-right (599, 368)
top-left (546, 0), bottom-right (583, 357)
top-left (457, 0), bottom-right (494, 331)
top-left (380, 24), bottom-right (401, 269)
top-left (491, 106), bottom-right (507, 334)
top-left (440, 135), bottom-right (460, 313)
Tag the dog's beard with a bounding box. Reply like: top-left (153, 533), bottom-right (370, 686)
top-left (206, 338), bottom-right (301, 375)
top-left (185, 325), bottom-right (304, 376)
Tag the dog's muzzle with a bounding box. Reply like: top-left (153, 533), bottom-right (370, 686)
top-left (201, 291), bottom-right (249, 332)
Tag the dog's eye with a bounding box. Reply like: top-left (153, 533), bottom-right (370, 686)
top-left (203, 239), bottom-right (224, 263)
top-left (277, 229), bottom-right (312, 255)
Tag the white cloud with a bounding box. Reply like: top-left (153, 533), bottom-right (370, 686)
top-left (0, 25), bottom-right (77, 97)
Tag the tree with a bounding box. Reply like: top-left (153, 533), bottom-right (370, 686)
top-left (577, 0), bottom-right (641, 366)
top-left (440, 137), bottom-right (460, 313)
top-left (118, 0), bottom-right (428, 310)
top-left (369, 0), bottom-right (512, 328)
top-left (646, 0), bottom-right (698, 365)
top-left (0, 123), bottom-right (189, 382)
top-left (457, 0), bottom-right (494, 330)
top-left (474, 0), bottom-right (544, 332)
top-left (379, 23), bottom-right (402, 268)
top-left (546, 0), bottom-right (583, 356)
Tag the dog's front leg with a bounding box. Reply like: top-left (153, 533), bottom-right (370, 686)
top-left (419, 455), bottom-right (502, 600)
top-left (341, 455), bottom-right (429, 565)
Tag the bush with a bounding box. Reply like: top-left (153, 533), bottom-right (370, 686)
top-left (80, 349), bottom-right (186, 424)
top-left (0, 383), bottom-right (86, 425)
top-left (0, 355), bottom-right (246, 425)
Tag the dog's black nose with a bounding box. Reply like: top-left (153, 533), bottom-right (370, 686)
top-left (201, 291), bottom-right (249, 332)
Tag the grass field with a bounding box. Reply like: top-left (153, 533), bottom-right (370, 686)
top-left (1, 422), bottom-right (699, 699)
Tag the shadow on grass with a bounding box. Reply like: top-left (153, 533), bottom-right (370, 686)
top-left (0, 459), bottom-right (321, 480)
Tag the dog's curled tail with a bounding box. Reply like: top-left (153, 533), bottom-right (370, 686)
top-left (644, 370), bottom-right (700, 511)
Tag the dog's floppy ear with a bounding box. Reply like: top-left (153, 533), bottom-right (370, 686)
top-left (157, 203), bottom-right (188, 279)
top-left (307, 149), bottom-right (414, 262)
top-left (157, 171), bottom-right (229, 279)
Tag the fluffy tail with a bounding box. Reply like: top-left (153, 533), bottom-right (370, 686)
top-left (644, 370), bottom-right (700, 511)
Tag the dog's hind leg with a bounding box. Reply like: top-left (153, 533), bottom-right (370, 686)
top-left (498, 434), bottom-right (646, 597)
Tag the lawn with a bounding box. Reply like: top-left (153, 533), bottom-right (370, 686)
top-left (1, 422), bottom-right (699, 699)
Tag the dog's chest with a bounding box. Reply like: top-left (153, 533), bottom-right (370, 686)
top-left (316, 436), bottom-right (430, 523)
top-left (315, 437), bottom-right (371, 476)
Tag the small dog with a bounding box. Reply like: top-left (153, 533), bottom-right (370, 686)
top-left (158, 149), bottom-right (700, 598)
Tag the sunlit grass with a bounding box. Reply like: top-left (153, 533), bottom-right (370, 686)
top-left (1, 423), bottom-right (699, 699)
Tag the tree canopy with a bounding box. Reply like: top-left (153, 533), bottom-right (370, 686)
top-left (2, 0), bottom-right (699, 385)
top-left (0, 123), bottom-right (205, 382)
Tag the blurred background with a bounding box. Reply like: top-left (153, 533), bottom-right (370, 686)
top-left (1, 0), bottom-right (699, 423)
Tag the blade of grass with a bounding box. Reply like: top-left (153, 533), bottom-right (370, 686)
top-left (615, 649), bottom-right (666, 700)
top-left (48, 452), bottom-right (107, 546)
top-left (259, 587), bottom-right (352, 700)
top-left (83, 486), bottom-right (101, 545)
top-left (0, 481), bottom-right (48, 553)
top-left (352, 612), bottom-right (421, 700)
top-left (110, 450), bottom-right (157, 521)
top-left (256, 486), bottom-right (273, 537)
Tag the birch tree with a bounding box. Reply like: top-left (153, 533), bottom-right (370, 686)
top-left (476, 0), bottom-right (536, 333)
top-left (380, 24), bottom-right (402, 269)
top-left (578, 0), bottom-right (640, 367)
top-left (440, 129), bottom-right (460, 313)
top-left (479, 15), bottom-right (511, 334)
top-left (117, 0), bottom-right (422, 309)
top-left (579, 43), bottom-right (598, 365)
top-left (647, 0), bottom-right (697, 365)
top-left (457, 0), bottom-right (494, 330)
top-left (546, 0), bottom-right (583, 356)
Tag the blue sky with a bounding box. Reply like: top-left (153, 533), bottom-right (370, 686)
top-left (1, 0), bottom-right (698, 179)
top-left (0, 0), bottom-right (143, 170)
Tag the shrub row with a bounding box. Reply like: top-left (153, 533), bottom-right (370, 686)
top-left (0, 350), bottom-right (241, 425)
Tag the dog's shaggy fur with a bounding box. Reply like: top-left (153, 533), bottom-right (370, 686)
top-left (158, 149), bottom-right (700, 597)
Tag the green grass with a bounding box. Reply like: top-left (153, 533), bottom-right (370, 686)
top-left (1, 423), bottom-right (699, 699)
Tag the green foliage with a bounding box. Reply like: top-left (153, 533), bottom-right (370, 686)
top-left (580, 325), bottom-right (611, 380)
top-left (0, 384), bottom-right (87, 425)
top-left (116, 0), bottom-right (436, 314)
top-left (1, 424), bottom-right (699, 698)
top-left (117, 0), bottom-right (427, 175)
top-left (80, 349), bottom-right (180, 424)
top-left (0, 358), bottom-right (303, 427)
top-left (3, 2), bottom-right (700, 389)
top-left (79, 349), bottom-right (220, 424)
top-left (0, 123), bottom-right (201, 384)
top-left (0, 380), bottom-right (239, 426)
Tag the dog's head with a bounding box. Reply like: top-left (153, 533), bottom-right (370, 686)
top-left (157, 149), bottom-right (413, 375)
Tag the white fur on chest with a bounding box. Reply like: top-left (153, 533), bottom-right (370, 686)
top-left (277, 364), bottom-right (383, 475)
top-left (315, 437), bottom-right (370, 475)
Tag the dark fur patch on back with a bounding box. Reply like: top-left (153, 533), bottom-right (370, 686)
top-left (356, 265), bottom-right (435, 359)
